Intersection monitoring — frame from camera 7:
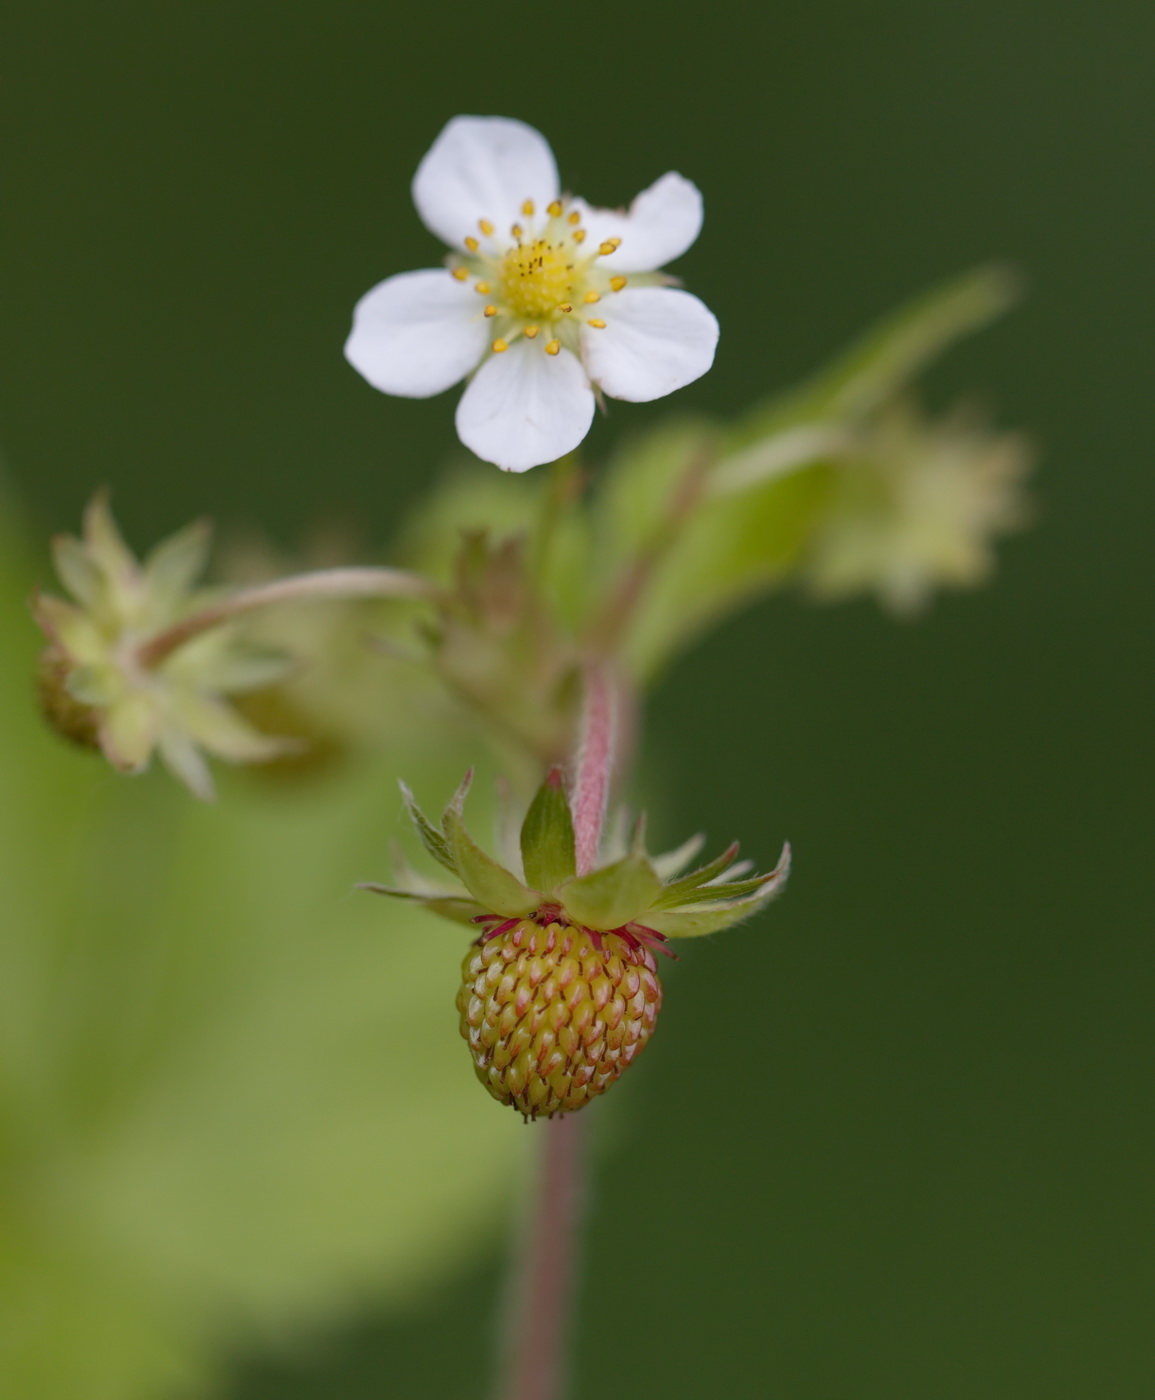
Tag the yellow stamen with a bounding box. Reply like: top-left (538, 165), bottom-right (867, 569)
top-left (479, 219), bottom-right (495, 236)
top-left (583, 290), bottom-right (601, 303)
top-left (610, 275), bottom-right (628, 292)
top-left (464, 236), bottom-right (480, 252)
top-left (484, 305), bottom-right (497, 317)
top-left (557, 302), bottom-right (573, 313)
top-left (572, 229), bottom-right (587, 243)
top-left (545, 339), bottom-right (561, 355)
top-left (476, 281), bottom-right (491, 294)
top-left (598, 238), bottom-right (621, 256)
top-left (524, 325), bottom-right (540, 338)
top-left (451, 266), bottom-right (469, 281)
top-left (547, 200), bottom-right (563, 218)
top-left (568, 211), bottom-right (581, 225)
top-left (522, 199), bottom-right (535, 217)
top-left (511, 223), bottom-right (523, 239)
top-left (587, 318), bottom-right (607, 328)
top-left (493, 338), bottom-right (509, 353)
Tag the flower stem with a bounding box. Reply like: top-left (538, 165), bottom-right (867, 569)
top-left (136, 566), bottom-right (440, 668)
top-left (500, 1112), bottom-right (588, 1400)
top-left (572, 663), bottom-right (616, 876)
top-left (499, 666), bottom-right (618, 1400)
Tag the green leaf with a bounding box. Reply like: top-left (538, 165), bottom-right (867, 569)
top-left (519, 769), bottom-right (576, 894)
top-left (443, 803), bottom-right (541, 919)
top-left (399, 780), bottom-right (457, 874)
top-left (559, 855), bottom-right (664, 932)
top-left (729, 264), bottom-right (1021, 451)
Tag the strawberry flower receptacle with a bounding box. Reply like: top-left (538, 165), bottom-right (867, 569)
top-left (344, 115), bottom-right (720, 473)
top-left (361, 767), bottom-right (790, 1118)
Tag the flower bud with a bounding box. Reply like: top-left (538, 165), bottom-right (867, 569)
top-left (35, 646), bottom-right (100, 751)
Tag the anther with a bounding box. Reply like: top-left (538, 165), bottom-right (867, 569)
top-left (464, 236), bottom-right (480, 252)
top-left (557, 302), bottom-right (573, 313)
top-left (583, 290), bottom-right (601, 303)
top-left (568, 211), bottom-right (581, 225)
top-left (545, 339), bottom-right (561, 355)
top-left (522, 199), bottom-right (535, 217)
top-left (572, 229), bottom-right (586, 243)
top-left (511, 223), bottom-right (523, 239)
top-left (451, 267), bottom-right (469, 281)
top-left (598, 238), bottom-right (621, 256)
top-left (587, 318), bottom-right (607, 328)
top-left (484, 305), bottom-right (497, 317)
top-left (524, 326), bottom-right (540, 339)
top-left (547, 199), bottom-right (563, 217)
top-left (475, 282), bottom-right (491, 294)
top-left (493, 338), bottom-right (509, 353)
top-left (610, 276), bottom-right (628, 292)
top-left (479, 219), bottom-right (495, 236)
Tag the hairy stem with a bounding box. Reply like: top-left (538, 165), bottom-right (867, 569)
top-left (501, 1112), bottom-right (588, 1400)
top-left (136, 566), bottom-right (439, 668)
top-left (500, 666), bottom-right (617, 1400)
top-left (572, 663), bottom-right (616, 876)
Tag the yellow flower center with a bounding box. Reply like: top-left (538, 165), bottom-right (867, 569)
top-left (454, 201), bottom-right (630, 355)
top-left (499, 239), bottom-right (576, 321)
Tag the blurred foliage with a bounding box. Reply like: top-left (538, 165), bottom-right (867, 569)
top-left (0, 490), bottom-right (529, 1400)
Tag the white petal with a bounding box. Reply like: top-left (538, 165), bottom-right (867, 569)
top-left (455, 342), bottom-right (595, 472)
top-left (573, 173), bottom-right (703, 273)
top-left (344, 269), bottom-right (488, 398)
top-left (412, 116), bottom-right (560, 250)
top-left (581, 288), bottom-right (719, 403)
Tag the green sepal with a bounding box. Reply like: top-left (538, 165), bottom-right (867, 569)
top-left (519, 768), bottom-right (576, 894)
top-left (357, 884), bottom-right (488, 927)
top-left (648, 845), bottom-right (792, 938)
top-left (661, 875), bottom-right (777, 907)
top-left (442, 775), bottom-right (541, 918)
top-left (559, 855), bottom-right (664, 932)
top-left (651, 832), bottom-right (706, 880)
top-left (652, 841), bottom-right (740, 908)
top-left (399, 781), bottom-right (457, 875)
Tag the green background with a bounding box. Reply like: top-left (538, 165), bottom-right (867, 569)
top-left (1, 2), bottom-right (1152, 1397)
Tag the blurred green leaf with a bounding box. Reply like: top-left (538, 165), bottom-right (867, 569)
top-left (0, 486), bottom-right (528, 1400)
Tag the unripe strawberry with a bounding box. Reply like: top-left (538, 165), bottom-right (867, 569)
top-left (363, 768), bottom-right (790, 1118)
top-left (457, 920), bottom-right (662, 1119)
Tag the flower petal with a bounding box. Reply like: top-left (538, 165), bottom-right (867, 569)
top-left (581, 288), bottom-right (719, 403)
top-left (412, 116), bottom-right (560, 250)
top-left (574, 173), bottom-right (703, 273)
top-left (344, 269), bottom-right (488, 398)
top-left (455, 342), bottom-right (595, 472)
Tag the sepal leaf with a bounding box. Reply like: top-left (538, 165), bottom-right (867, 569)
top-left (519, 768), bottom-right (576, 894)
top-left (443, 792), bottom-right (541, 919)
top-left (399, 780), bottom-right (458, 874)
top-left (647, 843), bottom-right (792, 938)
top-left (559, 855), bottom-right (664, 932)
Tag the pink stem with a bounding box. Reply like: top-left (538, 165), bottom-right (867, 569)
top-left (135, 566), bottom-right (439, 669)
top-left (572, 664), bottom-right (616, 875)
top-left (500, 666), bottom-right (618, 1400)
top-left (502, 1112), bottom-right (587, 1400)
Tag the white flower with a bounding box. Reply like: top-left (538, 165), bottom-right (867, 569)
top-left (344, 116), bottom-right (719, 472)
